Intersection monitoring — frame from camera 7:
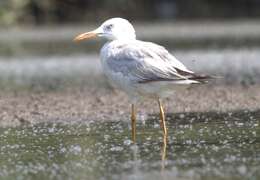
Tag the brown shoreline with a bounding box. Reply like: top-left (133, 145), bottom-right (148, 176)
top-left (0, 84), bottom-right (259, 127)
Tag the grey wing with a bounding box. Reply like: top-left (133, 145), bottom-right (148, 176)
top-left (105, 41), bottom-right (205, 83)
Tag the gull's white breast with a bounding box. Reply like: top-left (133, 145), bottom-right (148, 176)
top-left (100, 41), bottom-right (139, 97)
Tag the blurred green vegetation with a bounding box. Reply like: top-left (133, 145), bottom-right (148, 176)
top-left (0, 0), bottom-right (29, 25)
top-left (0, 0), bottom-right (153, 25)
top-left (1, 0), bottom-right (260, 26)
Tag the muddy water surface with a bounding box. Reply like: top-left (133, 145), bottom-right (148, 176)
top-left (0, 110), bottom-right (259, 180)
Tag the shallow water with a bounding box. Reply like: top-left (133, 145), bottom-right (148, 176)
top-left (0, 110), bottom-right (259, 180)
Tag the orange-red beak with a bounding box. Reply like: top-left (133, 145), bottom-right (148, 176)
top-left (73, 31), bottom-right (97, 42)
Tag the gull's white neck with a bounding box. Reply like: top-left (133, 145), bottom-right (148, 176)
top-left (106, 32), bottom-right (136, 41)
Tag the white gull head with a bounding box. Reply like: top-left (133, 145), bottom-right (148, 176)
top-left (96, 18), bottom-right (136, 40)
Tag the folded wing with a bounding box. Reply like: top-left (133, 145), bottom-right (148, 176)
top-left (105, 40), bottom-right (211, 84)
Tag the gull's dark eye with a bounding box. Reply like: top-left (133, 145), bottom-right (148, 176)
top-left (105, 24), bottom-right (114, 31)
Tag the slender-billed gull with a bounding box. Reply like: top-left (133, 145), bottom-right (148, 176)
top-left (74, 17), bottom-right (211, 142)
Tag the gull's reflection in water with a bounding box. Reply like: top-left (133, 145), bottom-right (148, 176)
top-left (130, 143), bottom-right (140, 180)
top-left (129, 133), bottom-right (168, 179)
top-left (161, 134), bottom-right (167, 171)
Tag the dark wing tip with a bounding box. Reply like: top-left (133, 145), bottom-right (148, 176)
top-left (175, 68), bottom-right (214, 82)
top-left (189, 74), bottom-right (221, 83)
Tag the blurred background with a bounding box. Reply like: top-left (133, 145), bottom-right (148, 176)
top-left (2, 2), bottom-right (260, 179)
top-left (1, 0), bottom-right (260, 25)
top-left (0, 0), bottom-right (260, 91)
